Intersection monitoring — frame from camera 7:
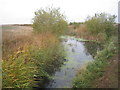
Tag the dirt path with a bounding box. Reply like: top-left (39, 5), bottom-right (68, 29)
top-left (92, 54), bottom-right (118, 88)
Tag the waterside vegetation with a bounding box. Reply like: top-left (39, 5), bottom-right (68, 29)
top-left (72, 13), bottom-right (118, 88)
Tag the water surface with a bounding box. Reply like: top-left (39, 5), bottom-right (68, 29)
top-left (44, 36), bottom-right (102, 88)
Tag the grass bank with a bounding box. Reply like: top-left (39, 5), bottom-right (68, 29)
top-left (73, 37), bottom-right (117, 88)
top-left (73, 23), bottom-right (117, 88)
top-left (70, 14), bottom-right (118, 88)
top-left (2, 26), bottom-right (64, 88)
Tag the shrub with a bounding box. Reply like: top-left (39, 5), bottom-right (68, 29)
top-left (32, 7), bottom-right (68, 36)
top-left (85, 13), bottom-right (116, 39)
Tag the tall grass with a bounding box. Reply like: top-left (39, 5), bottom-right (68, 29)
top-left (2, 45), bottom-right (37, 88)
top-left (2, 26), bottom-right (64, 88)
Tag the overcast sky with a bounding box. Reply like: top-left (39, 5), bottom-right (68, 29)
top-left (0, 0), bottom-right (119, 24)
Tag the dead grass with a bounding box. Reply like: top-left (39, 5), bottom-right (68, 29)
top-left (2, 25), bottom-right (61, 88)
top-left (2, 26), bottom-right (33, 58)
top-left (68, 24), bottom-right (106, 42)
top-left (33, 32), bottom-right (59, 48)
top-left (2, 25), bottom-right (58, 59)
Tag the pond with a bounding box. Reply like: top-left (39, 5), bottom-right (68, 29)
top-left (35, 36), bottom-right (103, 88)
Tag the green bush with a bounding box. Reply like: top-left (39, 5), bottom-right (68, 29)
top-left (85, 13), bottom-right (116, 39)
top-left (32, 7), bottom-right (68, 36)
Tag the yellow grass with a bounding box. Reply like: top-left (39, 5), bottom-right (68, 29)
top-left (2, 26), bottom-right (59, 59)
top-left (69, 24), bottom-right (106, 42)
top-left (2, 25), bottom-right (61, 88)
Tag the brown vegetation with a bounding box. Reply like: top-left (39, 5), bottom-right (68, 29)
top-left (2, 25), bottom-right (61, 88)
top-left (2, 25), bottom-right (59, 59)
top-left (68, 24), bottom-right (106, 42)
top-left (92, 55), bottom-right (118, 88)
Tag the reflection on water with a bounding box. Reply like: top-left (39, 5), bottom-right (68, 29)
top-left (83, 41), bottom-right (103, 58)
top-left (36, 36), bottom-right (102, 88)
